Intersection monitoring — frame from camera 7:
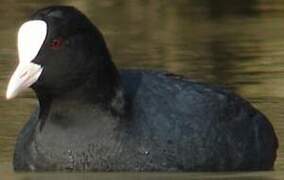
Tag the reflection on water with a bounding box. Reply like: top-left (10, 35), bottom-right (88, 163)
top-left (0, 0), bottom-right (284, 179)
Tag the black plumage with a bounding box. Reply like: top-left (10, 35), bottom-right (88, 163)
top-left (13, 6), bottom-right (278, 171)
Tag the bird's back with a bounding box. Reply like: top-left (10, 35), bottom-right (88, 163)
top-left (120, 70), bottom-right (278, 170)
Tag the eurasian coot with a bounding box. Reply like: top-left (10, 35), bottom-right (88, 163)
top-left (6, 6), bottom-right (278, 171)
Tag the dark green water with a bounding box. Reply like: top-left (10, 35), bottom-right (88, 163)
top-left (0, 0), bottom-right (283, 179)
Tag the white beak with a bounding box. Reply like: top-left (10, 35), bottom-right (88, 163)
top-left (6, 20), bottom-right (47, 100)
top-left (6, 63), bottom-right (43, 99)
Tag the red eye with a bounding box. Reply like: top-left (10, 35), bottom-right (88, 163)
top-left (50, 37), bottom-right (64, 49)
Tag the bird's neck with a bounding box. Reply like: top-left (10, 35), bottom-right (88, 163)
top-left (34, 61), bottom-right (126, 128)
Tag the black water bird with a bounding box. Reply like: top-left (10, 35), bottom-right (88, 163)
top-left (6, 6), bottom-right (278, 171)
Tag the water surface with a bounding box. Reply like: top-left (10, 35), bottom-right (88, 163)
top-left (0, 0), bottom-right (284, 179)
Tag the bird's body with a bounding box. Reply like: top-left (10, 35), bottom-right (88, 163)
top-left (7, 6), bottom-right (277, 171)
top-left (14, 70), bottom-right (277, 171)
